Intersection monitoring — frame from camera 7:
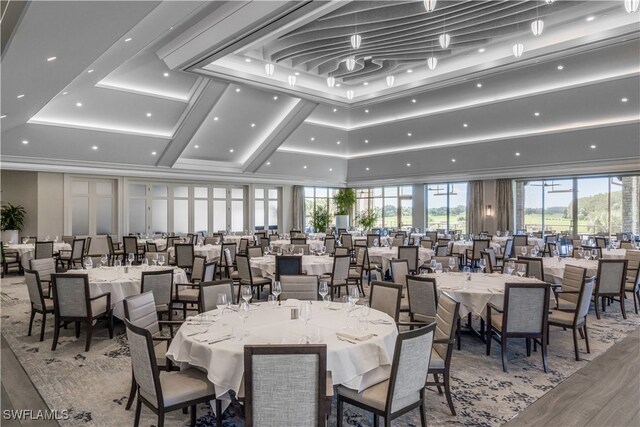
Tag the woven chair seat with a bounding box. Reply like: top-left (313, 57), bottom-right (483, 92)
top-left (139, 368), bottom-right (215, 408)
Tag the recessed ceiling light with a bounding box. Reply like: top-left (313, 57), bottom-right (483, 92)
top-left (451, 158), bottom-right (456, 162)
top-left (163, 72), bottom-right (169, 77)
top-left (621, 97), bottom-right (629, 103)
top-left (0, 114), bottom-right (6, 119)
top-left (463, 123), bottom-right (468, 128)
top-left (364, 109), bottom-right (369, 113)
top-left (169, 26), bottom-right (174, 31)
top-left (273, 96), bottom-right (278, 100)
top-left (76, 102), bottom-right (83, 107)
top-left (16, 94), bottom-right (24, 99)
top-left (363, 82), bottom-right (369, 86)
top-left (245, 58), bottom-right (251, 63)
top-left (194, 145), bottom-right (199, 148)
top-left (124, 38), bottom-right (132, 42)
top-left (235, 88), bottom-right (241, 93)
top-left (333, 108), bottom-right (337, 112)
top-left (92, 146), bottom-right (98, 150)
top-left (229, 149), bottom-right (234, 153)
top-left (407, 132), bottom-right (412, 137)
top-left (406, 163), bottom-right (411, 167)
top-left (586, 16), bottom-right (595, 21)
top-left (515, 152), bottom-right (521, 156)
top-left (310, 137), bottom-right (315, 141)
top-left (88, 69), bottom-right (94, 73)
top-left (478, 48), bottom-right (486, 53)
top-left (336, 141), bottom-right (341, 145)
top-left (534, 112), bottom-right (540, 116)
top-left (214, 117), bottom-right (219, 121)
top-left (303, 165), bottom-right (308, 169)
top-left (476, 83), bottom-right (482, 88)
top-left (557, 65), bottom-right (564, 70)
top-left (590, 144), bottom-right (597, 149)
top-left (47, 56), bottom-right (57, 62)
top-left (151, 151), bottom-right (157, 155)
top-left (250, 123), bottom-right (255, 127)
top-left (62, 91), bottom-right (68, 95)
top-left (411, 99), bottom-right (417, 103)
top-left (407, 69), bottom-right (413, 73)
top-left (22, 140), bottom-right (28, 145)
top-left (329, 168), bottom-right (333, 171)
top-left (364, 139), bottom-right (369, 143)
top-left (266, 162), bottom-right (271, 165)
top-left (294, 72), bottom-right (300, 76)
top-left (146, 113), bottom-right (152, 117)
top-left (336, 83), bottom-right (341, 87)
top-left (366, 167), bottom-right (370, 171)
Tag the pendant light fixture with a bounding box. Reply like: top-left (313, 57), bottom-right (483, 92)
top-left (346, 90), bottom-right (354, 100)
top-left (350, 34), bottom-right (362, 49)
top-left (427, 40), bottom-right (438, 71)
top-left (625, 0), bottom-right (639, 13)
top-left (386, 75), bottom-right (395, 87)
top-left (287, 75), bottom-right (296, 86)
top-left (345, 55), bottom-right (356, 71)
top-left (531, 19), bottom-right (544, 36)
top-left (326, 76), bottom-right (336, 88)
top-left (439, 15), bottom-right (450, 49)
top-left (264, 63), bottom-right (275, 76)
top-left (512, 43), bottom-right (524, 58)
top-left (423, 0), bottom-right (437, 12)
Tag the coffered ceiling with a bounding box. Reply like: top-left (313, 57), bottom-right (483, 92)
top-left (1, 1), bottom-right (639, 186)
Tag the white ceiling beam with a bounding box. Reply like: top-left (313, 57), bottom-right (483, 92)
top-left (242, 100), bottom-right (318, 173)
top-left (156, 81), bottom-right (228, 167)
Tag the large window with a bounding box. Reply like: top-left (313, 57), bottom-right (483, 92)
top-left (304, 187), bottom-right (337, 230)
top-left (70, 178), bottom-right (117, 236)
top-left (426, 183), bottom-right (467, 233)
top-left (355, 186), bottom-right (413, 228)
top-left (254, 187), bottom-right (280, 231)
top-left (517, 175), bottom-right (639, 236)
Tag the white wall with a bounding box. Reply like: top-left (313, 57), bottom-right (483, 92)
top-left (37, 172), bottom-right (64, 238)
top-left (0, 170), bottom-right (38, 237)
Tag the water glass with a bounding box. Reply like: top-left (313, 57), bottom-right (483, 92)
top-left (323, 295), bottom-right (331, 308)
top-left (84, 257), bottom-right (93, 270)
top-left (319, 281), bottom-right (328, 300)
top-left (217, 293), bottom-right (228, 317)
top-left (142, 258), bottom-right (149, 269)
top-left (517, 264), bottom-right (526, 277)
top-left (272, 281), bottom-right (282, 304)
top-left (349, 287), bottom-right (360, 305)
top-left (300, 301), bottom-right (312, 326)
top-left (242, 285), bottom-right (253, 303)
top-left (268, 294), bottom-right (278, 308)
top-left (158, 255), bottom-right (165, 267)
top-left (448, 257), bottom-right (457, 272)
top-left (128, 253), bottom-right (135, 266)
top-left (100, 254), bottom-right (109, 268)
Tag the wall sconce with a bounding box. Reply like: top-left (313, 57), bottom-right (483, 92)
top-left (486, 205), bottom-right (492, 216)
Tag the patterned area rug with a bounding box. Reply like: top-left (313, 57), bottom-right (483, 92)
top-left (2, 275), bottom-right (639, 427)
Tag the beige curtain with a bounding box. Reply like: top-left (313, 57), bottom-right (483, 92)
top-left (495, 179), bottom-right (514, 232)
top-left (291, 185), bottom-right (305, 231)
top-left (466, 181), bottom-right (484, 234)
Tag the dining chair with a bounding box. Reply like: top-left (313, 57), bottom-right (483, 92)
top-left (425, 292), bottom-right (460, 415)
top-left (123, 236), bottom-right (144, 264)
top-left (398, 246), bottom-right (419, 275)
top-left (595, 236), bottom-right (608, 248)
top-left (369, 281), bottom-right (403, 323)
top-left (106, 235), bottom-right (124, 266)
top-left (391, 238), bottom-right (404, 248)
top-left (336, 324), bottom-right (435, 427)
top-left (554, 265), bottom-right (587, 310)
top-left (465, 239), bottom-right (490, 268)
top-left (202, 260), bottom-right (217, 283)
top-left (513, 235), bottom-right (528, 247)
top-left (1, 242), bottom-right (22, 276)
top-left (486, 283), bottom-right (550, 372)
top-left (592, 259), bottom-right (628, 319)
top-left (224, 248), bottom-right (240, 282)
top-left (322, 254), bottom-right (350, 300)
top-left (51, 273), bottom-right (113, 351)
top-left (34, 241), bottom-right (54, 259)
top-left (290, 237), bottom-right (307, 245)
top-left (406, 276), bottom-right (438, 325)
top-left (83, 237), bottom-right (92, 257)
top-left (29, 257), bottom-right (56, 297)
top-left (244, 344), bottom-right (329, 427)
top-left (420, 239), bottom-right (434, 249)
top-left (548, 278), bottom-right (595, 361)
top-left (190, 255), bottom-right (206, 284)
top-left (291, 244), bottom-right (310, 255)
top-left (24, 269), bottom-right (55, 342)
top-left (334, 247), bottom-right (349, 257)
top-left (238, 238), bottom-right (251, 255)
top-left (62, 235), bottom-right (75, 245)
top-left (517, 256), bottom-right (545, 281)
top-left (204, 236), bottom-right (220, 246)
top-left (218, 243), bottom-right (236, 278)
top-left (280, 275), bottom-right (319, 300)
top-left (434, 244), bottom-right (449, 257)
top-left (247, 246), bottom-right (263, 258)
top-left (199, 280), bottom-right (235, 312)
top-left (236, 254), bottom-right (272, 302)
top-left (166, 236), bottom-right (181, 249)
top-left (366, 234), bottom-right (379, 248)
top-left (174, 244), bottom-right (195, 275)
top-left (340, 234), bottom-right (353, 253)
top-left (620, 241), bottom-right (634, 249)
top-left (275, 255), bottom-right (302, 282)
top-left (57, 238), bottom-right (85, 270)
top-left (141, 269), bottom-right (174, 322)
top-left (122, 291), bottom-right (184, 410)
top-left (498, 239), bottom-right (514, 261)
top-left (348, 247), bottom-right (368, 296)
top-left (146, 242), bottom-right (159, 252)
top-left (124, 319), bottom-right (220, 427)
top-left (323, 236), bottom-right (336, 255)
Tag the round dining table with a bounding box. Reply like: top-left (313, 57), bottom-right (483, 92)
top-left (167, 244), bottom-right (221, 261)
top-left (268, 239), bottom-right (325, 253)
top-left (367, 246), bottom-right (433, 272)
top-left (137, 238), bottom-right (167, 251)
top-left (6, 242), bottom-right (71, 269)
top-left (249, 254), bottom-right (334, 279)
top-left (223, 235), bottom-right (256, 247)
top-left (542, 257), bottom-right (599, 283)
top-left (70, 265), bottom-right (188, 319)
top-left (600, 248), bottom-right (627, 259)
top-left (166, 301), bottom-right (398, 410)
top-left (450, 240), bottom-right (501, 255)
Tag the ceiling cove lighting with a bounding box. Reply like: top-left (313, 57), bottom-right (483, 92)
top-left (288, 75), bottom-right (296, 86)
top-left (327, 76), bottom-right (336, 88)
top-left (586, 16), bottom-right (595, 21)
top-left (386, 75), bottom-right (395, 87)
top-left (427, 56), bottom-right (438, 71)
top-left (265, 63), bottom-right (275, 76)
top-left (345, 56), bottom-right (356, 71)
top-left (439, 33), bottom-right (451, 49)
top-left (423, 0), bottom-right (437, 12)
top-left (625, 0), bottom-right (639, 13)
top-left (531, 19), bottom-right (544, 36)
top-left (0, 114), bottom-right (6, 119)
top-left (350, 34), bottom-right (362, 49)
top-left (346, 90), bottom-right (354, 100)
top-left (513, 43), bottom-right (524, 58)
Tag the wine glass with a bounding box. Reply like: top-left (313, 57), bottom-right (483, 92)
top-left (430, 259), bottom-right (437, 271)
top-left (496, 230), bottom-right (501, 237)
top-left (479, 258), bottom-right (487, 273)
top-left (521, 246), bottom-right (527, 257)
top-left (45, 235), bottom-right (50, 241)
top-left (553, 249), bottom-right (560, 260)
top-left (158, 255), bottom-right (165, 267)
top-left (54, 236), bottom-right (59, 243)
top-left (127, 253), bottom-right (135, 267)
top-left (84, 256), bottom-right (93, 270)
top-left (373, 238), bottom-right (379, 247)
top-left (22, 237), bottom-right (28, 245)
top-left (238, 301), bottom-right (251, 335)
top-left (531, 246), bottom-right (538, 257)
top-left (349, 287), bottom-right (360, 305)
top-left (319, 281), bottom-right (328, 301)
top-left (272, 281), bottom-right (282, 305)
top-left (152, 253), bottom-right (159, 266)
top-left (241, 285), bottom-right (252, 303)
top-left (505, 261), bottom-right (515, 275)
top-left (591, 249), bottom-right (598, 260)
top-left (435, 263), bottom-right (443, 273)
top-left (217, 293), bottom-right (228, 317)
top-left (142, 258), bottom-right (149, 269)
top-left (299, 248), bottom-right (304, 256)
top-left (100, 254), bottom-right (108, 268)
top-left (517, 264), bottom-right (526, 277)
top-left (300, 301), bottom-right (312, 327)
top-left (448, 257), bottom-right (456, 272)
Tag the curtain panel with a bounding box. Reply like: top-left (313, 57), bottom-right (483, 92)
top-left (466, 181), bottom-right (484, 234)
top-left (495, 179), bottom-right (514, 232)
top-left (291, 185), bottom-right (305, 231)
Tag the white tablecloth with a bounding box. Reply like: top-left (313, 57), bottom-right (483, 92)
top-left (223, 235), bottom-right (256, 247)
top-left (601, 248), bottom-right (627, 259)
top-left (138, 238), bottom-right (167, 251)
top-left (419, 272), bottom-right (546, 320)
top-left (268, 239), bottom-right (325, 253)
top-left (167, 244), bottom-right (221, 261)
top-left (450, 241), bottom-right (501, 255)
top-left (166, 302), bottom-right (398, 408)
top-left (7, 243), bottom-right (71, 268)
top-left (367, 247), bottom-right (433, 272)
top-left (352, 236), bottom-right (393, 246)
top-left (249, 255), bottom-right (334, 279)
top-left (75, 266), bottom-right (188, 319)
top-left (542, 258), bottom-right (599, 284)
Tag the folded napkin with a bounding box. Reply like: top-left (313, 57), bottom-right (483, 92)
top-left (369, 319), bottom-right (393, 325)
top-left (193, 332), bottom-right (233, 343)
top-left (336, 331), bottom-right (376, 341)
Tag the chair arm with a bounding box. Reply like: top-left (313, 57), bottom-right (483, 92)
top-left (433, 338), bottom-right (455, 344)
top-left (487, 302), bottom-right (503, 313)
top-left (554, 290), bottom-right (580, 294)
top-left (89, 292), bottom-right (111, 302)
top-left (158, 320), bottom-right (185, 326)
top-left (398, 320), bottom-right (434, 328)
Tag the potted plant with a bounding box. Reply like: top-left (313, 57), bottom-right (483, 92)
top-left (310, 205), bottom-right (331, 233)
top-left (357, 208), bottom-right (379, 232)
top-left (333, 188), bottom-right (356, 230)
top-left (1, 203), bottom-right (26, 244)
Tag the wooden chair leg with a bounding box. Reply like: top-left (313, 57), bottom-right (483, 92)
top-left (433, 373), bottom-right (443, 394)
top-left (336, 396), bottom-right (343, 427)
top-left (620, 293), bottom-right (627, 319)
top-left (28, 310), bottom-right (35, 336)
top-left (190, 404), bottom-right (197, 426)
top-left (125, 372), bottom-right (137, 410)
top-left (51, 321), bottom-right (60, 351)
top-left (541, 337), bottom-right (549, 373)
top-left (526, 338), bottom-right (531, 356)
top-left (583, 324), bottom-right (590, 354)
top-left (39, 313), bottom-right (47, 342)
top-left (85, 321), bottom-right (93, 352)
top-left (501, 337), bottom-right (508, 372)
top-left (572, 328), bottom-right (580, 361)
top-left (133, 397), bottom-right (142, 427)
